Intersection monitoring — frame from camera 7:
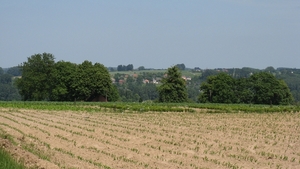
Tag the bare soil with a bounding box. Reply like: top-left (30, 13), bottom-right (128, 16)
top-left (0, 108), bottom-right (299, 169)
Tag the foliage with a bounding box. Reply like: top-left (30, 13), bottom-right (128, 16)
top-left (16, 53), bottom-right (118, 102)
top-left (0, 72), bottom-right (21, 101)
top-left (175, 63), bottom-right (185, 70)
top-left (137, 66), bottom-right (145, 70)
top-left (0, 74), bottom-right (13, 84)
top-left (70, 61), bottom-right (119, 101)
top-left (6, 66), bottom-right (21, 76)
top-left (50, 61), bottom-right (77, 101)
top-left (199, 72), bottom-right (293, 105)
top-left (199, 73), bottom-right (236, 103)
top-left (116, 79), bottom-right (158, 102)
top-left (158, 66), bottom-right (188, 103)
top-left (0, 67), bottom-right (3, 75)
top-left (276, 70), bottom-right (300, 103)
top-left (200, 69), bottom-right (219, 80)
top-left (4, 56), bottom-right (300, 103)
top-left (16, 53), bottom-right (56, 101)
top-left (117, 64), bottom-right (133, 71)
top-left (0, 84), bottom-right (21, 101)
top-left (250, 72), bottom-right (293, 105)
top-left (264, 66), bottom-right (276, 73)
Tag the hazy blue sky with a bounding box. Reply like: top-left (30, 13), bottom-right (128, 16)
top-left (1, 0), bottom-right (299, 69)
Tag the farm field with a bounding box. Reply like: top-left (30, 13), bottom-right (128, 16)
top-left (0, 106), bottom-right (300, 169)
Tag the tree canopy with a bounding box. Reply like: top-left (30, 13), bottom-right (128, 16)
top-left (117, 64), bottom-right (134, 71)
top-left (0, 73), bottom-right (21, 101)
top-left (199, 73), bottom-right (236, 103)
top-left (158, 66), bottom-right (188, 103)
top-left (175, 63), bottom-right (186, 70)
top-left (199, 72), bottom-right (293, 105)
top-left (16, 53), bottom-right (56, 101)
top-left (250, 72), bottom-right (293, 105)
top-left (7, 66), bottom-right (22, 76)
top-left (72, 61), bottom-right (119, 102)
top-left (0, 67), bottom-right (3, 75)
top-left (16, 53), bottom-right (119, 102)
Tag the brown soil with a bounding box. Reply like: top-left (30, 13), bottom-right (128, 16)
top-left (0, 108), bottom-right (300, 169)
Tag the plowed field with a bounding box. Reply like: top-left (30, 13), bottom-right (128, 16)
top-left (0, 108), bottom-right (300, 169)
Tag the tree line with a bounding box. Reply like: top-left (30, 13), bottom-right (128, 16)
top-left (15, 53), bottom-right (118, 101)
top-left (0, 67), bottom-right (21, 100)
top-left (0, 53), bottom-right (296, 105)
top-left (199, 72), bottom-right (293, 105)
top-left (113, 63), bottom-right (186, 72)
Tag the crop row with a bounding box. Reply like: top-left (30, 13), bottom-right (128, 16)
top-left (1, 101), bottom-right (300, 113)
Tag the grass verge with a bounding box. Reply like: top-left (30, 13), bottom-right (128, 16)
top-left (0, 147), bottom-right (26, 169)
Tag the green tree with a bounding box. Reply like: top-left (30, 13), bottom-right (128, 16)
top-left (158, 66), bottom-right (188, 103)
top-left (16, 53), bottom-right (56, 101)
top-left (199, 73), bottom-right (236, 103)
top-left (0, 67), bottom-right (3, 75)
top-left (250, 72), bottom-right (293, 105)
top-left (117, 65), bottom-right (124, 71)
top-left (276, 71), bottom-right (300, 103)
top-left (235, 78), bottom-right (254, 103)
top-left (0, 74), bottom-right (13, 84)
top-left (176, 63), bottom-right (186, 70)
top-left (0, 73), bottom-right (21, 101)
top-left (126, 64), bottom-right (134, 71)
top-left (136, 75), bottom-right (143, 85)
top-left (264, 66), bottom-right (276, 73)
top-left (138, 66), bottom-right (145, 71)
top-left (200, 69), bottom-right (219, 80)
top-left (50, 61), bottom-right (77, 101)
top-left (7, 66), bottom-right (21, 76)
top-left (0, 83), bottom-right (21, 101)
top-left (199, 72), bottom-right (294, 105)
top-left (72, 61), bottom-right (119, 101)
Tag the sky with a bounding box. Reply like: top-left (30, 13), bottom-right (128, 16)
top-left (1, 0), bottom-right (300, 69)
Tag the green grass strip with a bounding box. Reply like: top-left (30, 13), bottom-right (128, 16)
top-left (0, 147), bottom-right (27, 169)
top-left (0, 101), bottom-right (299, 113)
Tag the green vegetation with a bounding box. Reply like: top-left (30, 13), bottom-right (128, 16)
top-left (1, 54), bottom-right (300, 104)
top-left (15, 53), bottom-right (118, 102)
top-left (158, 66), bottom-right (188, 103)
top-left (199, 72), bottom-right (293, 105)
top-left (0, 101), bottom-right (299, 113)
top-left (117, 64), bottom-right (133, 71)
top-left (0, 67), bottom-right (21, 101)
top-left (0, 148), bottom-right (26, 169)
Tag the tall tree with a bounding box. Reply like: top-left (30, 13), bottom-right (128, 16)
top-left (50, 61), bottom-right (77, 101)
top-left (158, 66), bottom-right (188, 103)
top-left (72, 61), bottom-right (119, 101)
top-left (16, 53), bottom-right (56, 101)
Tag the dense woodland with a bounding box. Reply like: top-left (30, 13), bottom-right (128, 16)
top-left (1, 53), bottom-right (300, 104)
